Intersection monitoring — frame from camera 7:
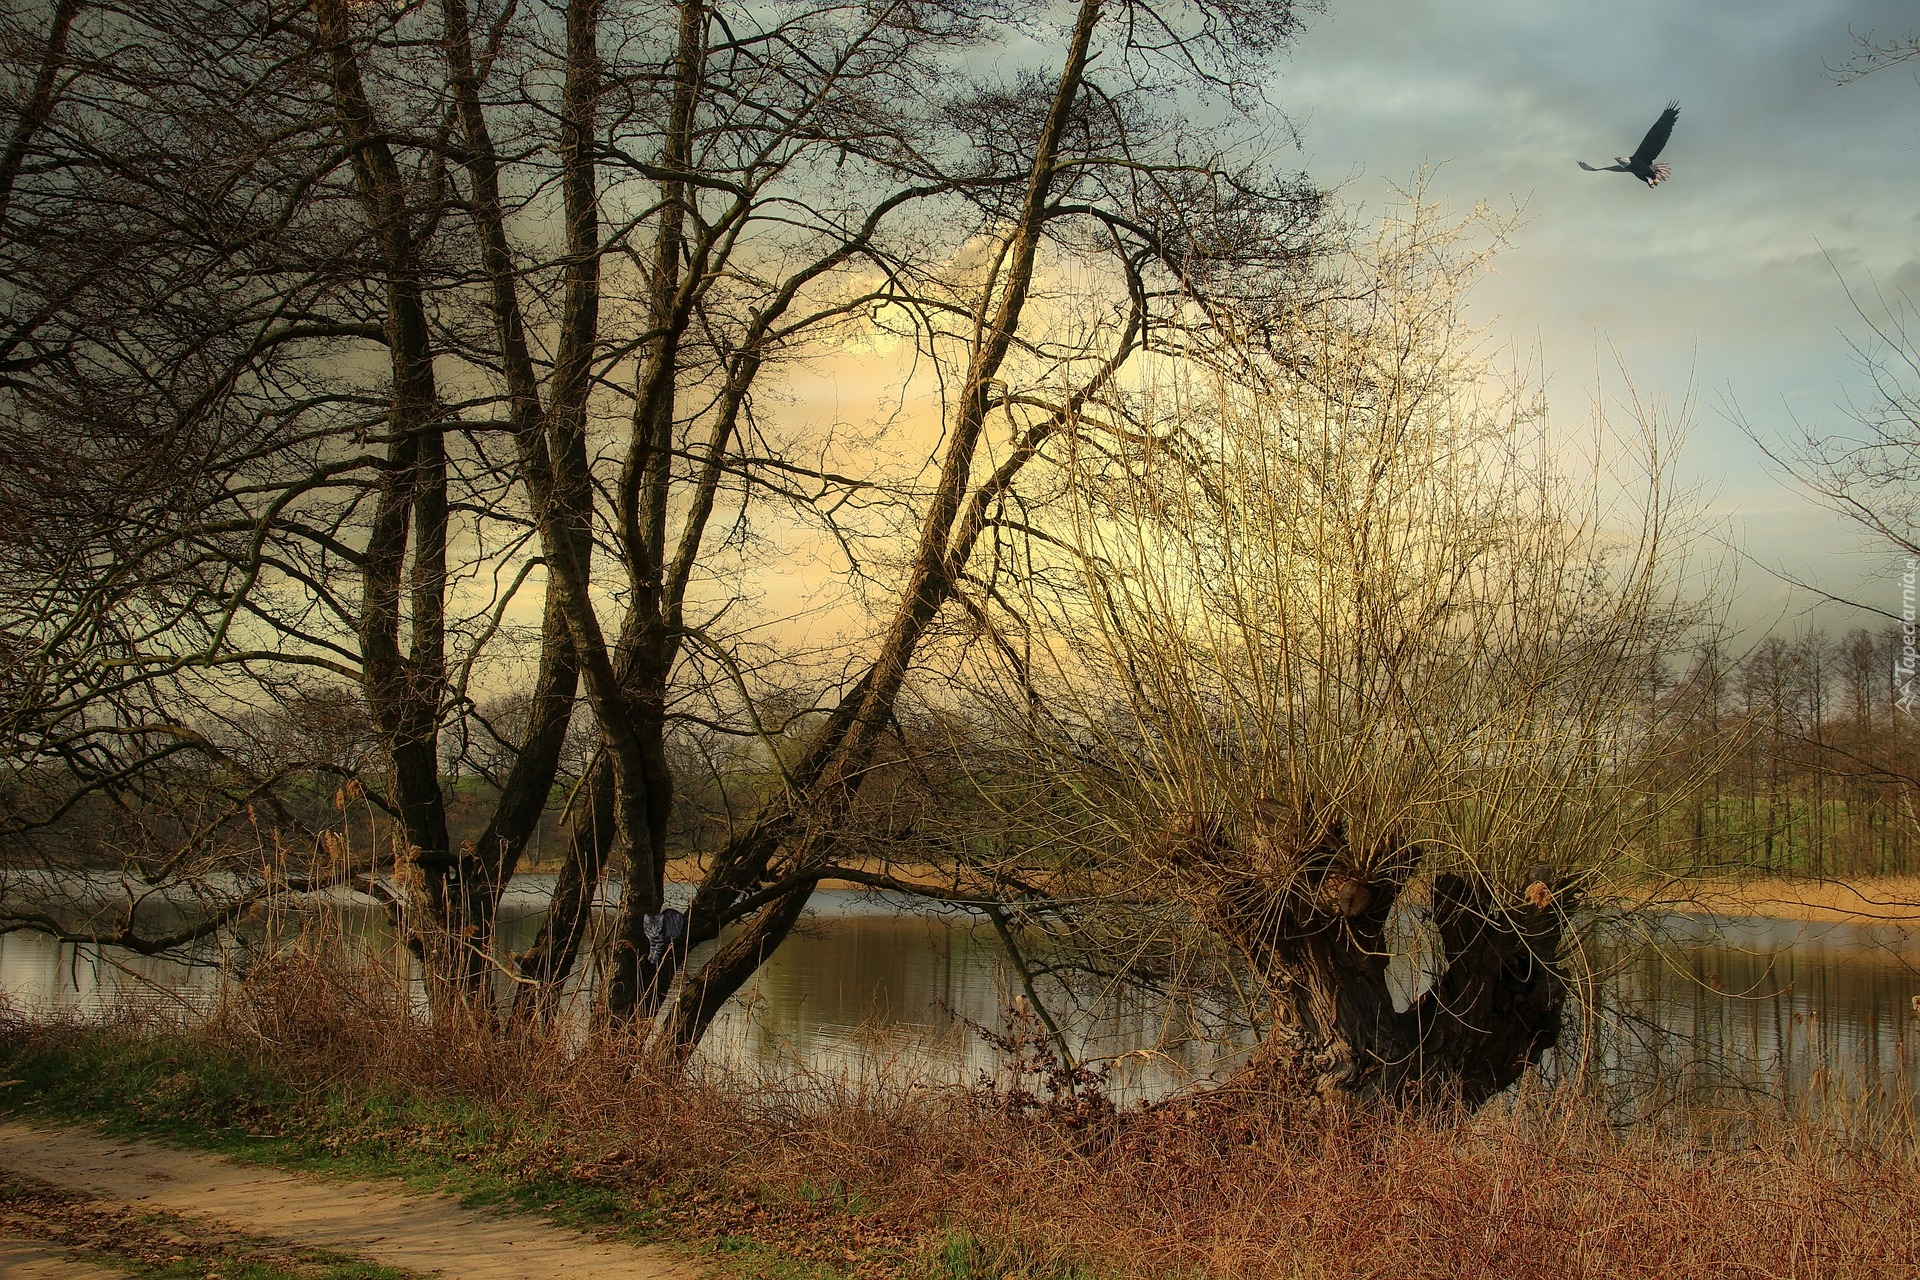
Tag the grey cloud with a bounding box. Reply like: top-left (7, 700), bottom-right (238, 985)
top-left (1268, 0), bottom-right (1919, 630)
top-left (1888, 260), bottom-right (1920, 301)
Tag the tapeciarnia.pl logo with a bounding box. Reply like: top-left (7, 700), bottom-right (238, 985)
top-left (1900, 557), bottom-right (1917, 717)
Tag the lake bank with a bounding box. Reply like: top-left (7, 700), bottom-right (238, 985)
top-left (1649, 875), bottom-right (1920, 924)
top-left (14, 857), bottom-right (1919, 926)
top-left (515, 858), bottom-right (1920, 925)
top-left (1, 991), bottom-right (1914, 1280)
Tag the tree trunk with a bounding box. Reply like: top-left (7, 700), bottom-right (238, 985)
top-left (644, 0), bottom-right (1111, 1064)
top-left (1208, 858), bottom-right (1568, 1107)
top-left (453, 586), bottom-right (581, 996)
top-left (513, 753), bottom-right (615, 1022)
top-left (316, 0), bottom-right (460, 1013)
top-left (601, 669), bottom-right (674, 1022)
top-left (454, 0), bottom-right (603, 998)
top-left (660, 881), bottom-right (814, 1054)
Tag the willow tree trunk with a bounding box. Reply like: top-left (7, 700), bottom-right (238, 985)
top-left (1209, 864), bottom-right (1569, 1106)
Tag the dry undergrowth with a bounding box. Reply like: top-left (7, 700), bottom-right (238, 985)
top-left (20, 949), bottom-right (1920, 1280)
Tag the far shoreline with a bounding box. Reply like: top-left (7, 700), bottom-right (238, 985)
top-left (511, 855), bottom-right (1920, 928)
top-left (1640, 875), bottom-right (1920, 926)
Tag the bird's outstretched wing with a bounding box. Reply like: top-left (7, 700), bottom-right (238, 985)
top-left (1629, 101), bottom-right (1680, 168)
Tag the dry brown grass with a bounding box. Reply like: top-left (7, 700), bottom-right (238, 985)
top-left (129, 948), bottom-right (1914, 1280)
top-left (1673, 875), bottom-right (1920, 924)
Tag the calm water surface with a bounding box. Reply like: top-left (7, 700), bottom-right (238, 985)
top-left (4, 878), bottom-right (1916, 1109)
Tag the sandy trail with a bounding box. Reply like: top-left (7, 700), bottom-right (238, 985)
top-left (0, 1121), bottom-right (701, 1280)
top-left (0, 1237), bottom-right (126, 1279)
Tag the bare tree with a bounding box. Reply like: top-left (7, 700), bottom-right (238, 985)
top-left (1833, 28), bottom-right (1920, 84)
top-left (636, 0), bottom-right (1328, 1058)
top-left (0, 1), bottom-right (415, 955)
top-left (1731, 26), bottom-right (1920, 876)
top-left (952, 199), bottom-right (1703, 1104)
top-left (0, 0), bottom-right (1329, 1056)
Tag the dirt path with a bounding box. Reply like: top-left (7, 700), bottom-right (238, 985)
top-left (0, 1121), bottom-right (703, 1280)
top-left (0, 1238), bottom-right (125, 1280)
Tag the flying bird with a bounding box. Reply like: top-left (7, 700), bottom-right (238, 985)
top-left (1579, 101), bottom-right (1680, 187)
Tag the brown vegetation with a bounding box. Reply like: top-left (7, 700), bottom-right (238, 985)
top-left (21, 950), bottom-right (1910, 1280)
top-left (1671, 875), bottom-right (1920, 924)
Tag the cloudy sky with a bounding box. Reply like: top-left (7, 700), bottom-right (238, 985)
top-left (1271, 0), bottom-right (1918, 637)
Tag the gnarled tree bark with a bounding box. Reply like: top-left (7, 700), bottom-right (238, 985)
top-left (1193, 821), bottom-right (1569, 1105)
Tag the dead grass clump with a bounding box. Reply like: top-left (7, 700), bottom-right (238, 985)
top-left (22, 947), bottom-right (1919, 1279)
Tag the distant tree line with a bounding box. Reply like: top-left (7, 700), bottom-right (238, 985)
top-left (1651, 626), bottom-right (1920, 878)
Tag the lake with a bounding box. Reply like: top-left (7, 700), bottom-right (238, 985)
top-left (3, 877), bottom-right (1916, 1113)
